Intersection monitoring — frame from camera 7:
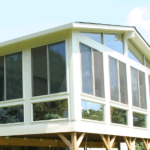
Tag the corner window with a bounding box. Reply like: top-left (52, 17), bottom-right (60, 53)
top-left (0, 52), bottom-right (22, 101)
top-left (80, 43), bottom-right (104, 98)
top-left (81, 33), bottom-right (102, 43)
top-left (131, 67), bottom-right (146, 109)
top-left (128, 40), bottom-right (143, 64)
top-left (109, 57), bottom-right (128, 104)
top-left (33, 99), bottom-right (68, 121)
top-left (104, 34), bottom-right (124, 54)
top-left (146, 59), bottom-right (150, 69)
top-left (0, 105), bottom-right (24, 124)
top-left (32, 41), bottom-right (66, 97)
top-left (133, 112), bottom-right (146, 128)
top-left (110, 107), bottom-right (127, 125)
top-left (82, 100), bottom-right (104, 121)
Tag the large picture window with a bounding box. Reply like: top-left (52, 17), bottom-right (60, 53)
top-left (82, 100), bottom-right (104, 121)
top-left (0, 105), bottom-right (24, 124)
top-left (131, 67), bottom-right (146, 109)
top-left (80, 43), bottom-right (104, 98)
top-left (109, 57), bottom-right (128, 104)
top-left (33, 99), bottom-right (68, 121)
top-left (32, 41), bottom-right (66, 97)
top-left (0, 52), bottom-right (22, 101)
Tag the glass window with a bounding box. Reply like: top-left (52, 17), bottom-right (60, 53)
top-left (6, 52), bottom-right (23, 100)
top-left (110, 107), bottom-right (127, 125)
top-left (146, 59), bottom-right (150, 69)
top-left (33, 99), bottom-right (68, 121)
top-left (131, 67), bottom-right (147, 109)
top-left (104, 34), bottom-right (123, 54)
top-left (0, 105), bottom-right (24, 124)
top-left (128, 40), bottom-right (143, 64)
top-left (82, 100), bottom-right (104, 121)
top-left (80, 43), bottom-right (104, 98)
top-left (133, 112), bottom-right (146, 128)
top-left (149, 75), bottom-right (150, 100)
top-left (31, 41), bottom-right (67, 97)
top-left (32, 46), bottom-right (48, 96)
top-left (109, 57), bottom-right (128, 104)
top-left (81, 33), bottom-right (102, 43)
top-left (0, 56), bottom-right (4, 101)
top-left (48, 42), bottom-right (66, 94)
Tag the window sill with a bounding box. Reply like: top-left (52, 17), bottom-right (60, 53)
top-left (0, 98), bottom-right (24, 105)
top-left (109, 100), bottom-right (129, 108)
top-left (110, 123), bottom-right (130, 128)
top-left (31, 118), bottom-right (69, 124)
top-left (81, 119), bottom-right (106, 124)
top-left (0, 122), bottom-right (25, 127)
top-left (133, 126), bottom-right (148, 130)
top-left (80, 93), bottom-right (106, 102)
top-left (30, 92), bottom-right (69, 100)
top-left (132, 106), bottom-right (148, 113)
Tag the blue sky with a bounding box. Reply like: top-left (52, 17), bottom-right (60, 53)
top-left (0, 0), bottom-right (150, 45)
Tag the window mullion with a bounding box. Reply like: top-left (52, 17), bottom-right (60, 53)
top-left (47, 45), bottom-right (50, 94)
top-left (4, 56), bottom-right (6, 101)
top-left (92, 49), bottom-right (95, 96)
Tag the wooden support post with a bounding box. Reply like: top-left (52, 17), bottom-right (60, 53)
top-left (71, 132), bottom-right (77, 150)
top-left (142, 139), bottom-right (149, 150)
top-left (123, 137), bottom-right (136, 150)
top-left (100, 134), bottom-right (116, 150)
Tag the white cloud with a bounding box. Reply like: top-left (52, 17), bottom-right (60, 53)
top-left (0, 21), bottom-right (64, 43)
top-left (126, 6), bottom-right (150, 45)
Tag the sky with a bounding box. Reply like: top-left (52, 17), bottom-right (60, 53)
top-left (0, 0), bottom-right (150, 45)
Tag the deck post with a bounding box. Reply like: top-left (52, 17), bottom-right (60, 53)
top-left (71, 132), bottom-right (77, 150)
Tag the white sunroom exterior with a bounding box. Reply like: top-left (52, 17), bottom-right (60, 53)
top-left (0, 22), bottom-right (149, 142)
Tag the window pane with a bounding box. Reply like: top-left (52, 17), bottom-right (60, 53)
top-left (128, 40), bottom-right (143, 64)
top-left (33, 99), bottom-right (68, 121)
top-left (32, 46), bottom-right (48, 96)
top-left (146, 59), bottom-right (150, 68)
top-left (139, 71), bottom-right (146, 109)
top-left (110, 107), bottom-right (127, 125)
top-left (104, 34), bottom-right (123, 54)
top-left (80, 43), bottom-right (93, 95)
top-left (119, 61), bottom-right (128, 104)
top-left (133, 112), bottom-right (146, 128)
top-left (0, 105), bottom-right (24, 124)
top-left (109, 57), bottom-right (119, 101)
top-left (82, 100), bottom-right (104, 121)
top-left (93, 50), bottom-right (104, 98)
top-left (81, 33), bottom-right (102, 43)
top-left (0, 56), bottom-right (4, 101)
top-left (131, 67), bottom-right (139, 107)
top-left (6, 52), bottom-right (22, 100)
top-left (48, 41), bottom-right (66, 94)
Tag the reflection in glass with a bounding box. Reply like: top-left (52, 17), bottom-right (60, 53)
top-left (131, 67), bottom-right (139, 107)
top-left (119, 61), bottom-right (128, 104)
top-left (0, 105), bottom-right (24, 124)
top-left (110, 107), bottom-right (127, 125)
top-left (104, 34), bottom-right (123, 54)
top-left (93, 50), bottom-right (104, 98)
top-left (128, 49), bottom-right (142, 64)
top-left (33, 99), bottom-right (68, 121)
top-left (6, 52), bottom-right (22, 100)
top-left (80, 43), bottom-right (93, 95)
top-left (81, 33), bottom-right (102, 43)
top-left (133, 112), bottom-right (146, 128)
top-left (82, 100), bottom-right (104, 121)
top-left (139, 71), bottom-right (146, 109)
top-left (0, 56), bottom-right (4, 101)
top-left (49, 41), bottom-right (66, 94)
top-left (109, 57), bottom-right (119, 101)
top-left (32, 46), bottom-right (48, 96)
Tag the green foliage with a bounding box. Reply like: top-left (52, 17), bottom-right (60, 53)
top-left (111, 107), bottom-right (127, 125)
top-left (133, 112), bottom-right (146, 128)
top-left (82, 107), bottom-right (104, 121)
top-left (33, 99), bottom-right (68, 121)
top-left (136, 142), bottom-right (145, 150)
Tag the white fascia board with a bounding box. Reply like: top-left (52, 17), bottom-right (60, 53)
top-left (0, 22), bottom-right (73, 48)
